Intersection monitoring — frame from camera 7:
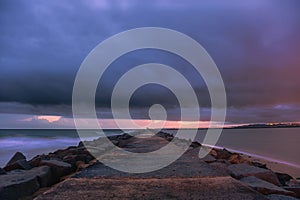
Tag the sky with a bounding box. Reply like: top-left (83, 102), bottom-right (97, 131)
top-left (0, 0), bottom-right (300, 128)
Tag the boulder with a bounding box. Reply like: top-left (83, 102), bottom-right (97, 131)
top-left (209, 149), bottom-right (218, 158)
top-left (283, 187), bottom-right (300, 198)
top-left (288, 179), bottom-right (300, 187)
top-left (4, 152), bottom-right (31, 171)
top-left (116, 133), bottom-right (132, 140)
top-left (276, 172), bottom-right (293, 186)
top-left (40, 160), bottom-right (72, 182)
top-left (64, 146), bottom-right (79, 154)
top-left (110, 139), bottom-right (119, 146)
top-left (0, 170), bottom-right (40, 200)
top-left (78, 141), bottom-right (84, 147)
top-left (0, 168), bottom-right (6, 175)
top-left (228, 154), bottom-right (249, 164)
top-left (76, 161), bottom-right (85, 167)
top-left (29, 166), bottom-right (53, 187)
top-left (88, 159), bottom-right (98, 165)
top-left (63, 154), bottom-right (78, 167)
top-left (267, 194), bottom-right (299, 200)
top-left (29, 156), bottom-right (42, 167)
top-left (156, 131), bottom-right (173, 140)
top-left (51, 148), bottom-right (78, 158)
top-left (28, 154), bottom-right (48, 167)
top-left (228, 163), bottom-right (280, 186)
top-left (240, 176), bottom-right (295, 196)
top-left (215, 148), bottom-right (233, 159)
top-left (62, 152), bottom-right (93, 167)
top-left (200, 154), bottom-right (216, 163)
top-left (76, 161), bottom-right (89, 171)
top-left (5, 152), bottom-right (26, 166)
top-left (190, 141), bottom-right (201, 148)
top-left (4, 159), bottom-right (31, 171)
top-left (252, 161), bottom-right (267, 169)
top-left (285, 179), bottom-right (300, 198)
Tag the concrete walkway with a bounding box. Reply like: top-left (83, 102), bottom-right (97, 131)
top-left (35, 134), bottom-right (268, 200)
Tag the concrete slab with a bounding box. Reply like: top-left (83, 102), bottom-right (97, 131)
top-left (74, 147), bottom-right (227, 179)
top-left (35, 177), bottom-right (268, 200)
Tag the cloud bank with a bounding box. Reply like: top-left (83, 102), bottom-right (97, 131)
top-left (1, 0), bottom-right (300, 125)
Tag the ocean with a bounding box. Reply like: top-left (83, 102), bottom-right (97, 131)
top-left (0, 129), bottom-right (124, 168)
top-left (0, 128), bottom-right (299, 177)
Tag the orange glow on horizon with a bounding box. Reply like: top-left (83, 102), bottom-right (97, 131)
top-left (20, 115), bottom-right (240, 129)
top-left (97, 119), bottom-right (228, 129)
top-left (37, 115), bottom-right (61, 123)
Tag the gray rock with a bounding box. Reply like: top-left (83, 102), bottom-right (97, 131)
top-left (283, 187), bottom-right (300, 198)
top-left (276, 172), bottom-right (293, 186)
top-left (252, 161), bottom-right (268, 169)
top-left (228, 154), bottom-right (250, 164)
top-left (240, 176), bottom-right (295, 196)
top-left (190, 141), bottom-right (201, 148)
top-left (40, 159), bottom-right (72, 182)
top-left (288, 179), bottom-right (300, 187)
top-left (0, 167), bottom-right (6, 175)
top-left (267, 194), bottom-right (299, 200)
top-left (209, 149), bottom-right (218, 157)
top-left (5, 152), bottom-right (26, 166)
top-left (0, 170), bottom-right (40, 200)
top-left (228, 163), bottom-right (280, 186)
top-left (29, 154), bottom-right (49, 167)
top-left (29, 166), bottom-right (53, 187)
top-left (285, 179), bottom-right (300, 198)
top-left (4, 159), bottom-right (32, 171)
top-left (29, 156), bottom-right (42, 167)
top-left (200, 154), bottom-right (216, 163)
top-left (4, 152), bottom-right (31, 171)
top-left (215, 148), bottom-right (233, 159)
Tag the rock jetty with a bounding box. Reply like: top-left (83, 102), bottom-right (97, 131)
top-left (0, 131), bottom-right (299, 200)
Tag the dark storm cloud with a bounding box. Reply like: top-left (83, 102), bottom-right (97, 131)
top-left (1, 0), bottom-right (300, 123)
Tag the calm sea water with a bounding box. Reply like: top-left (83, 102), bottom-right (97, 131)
top-left (197, 128), bottom-right (300, 178)
top-left (202, 128), bottom-right (300, 166)
top-left (0, 128), bottom-right (299, 176)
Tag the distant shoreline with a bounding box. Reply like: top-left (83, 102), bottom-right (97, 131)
top-left (1, 126), bottom-right (300, 131)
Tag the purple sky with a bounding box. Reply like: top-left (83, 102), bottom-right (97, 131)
top-left (0, 0), bottom-right (300, 128)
